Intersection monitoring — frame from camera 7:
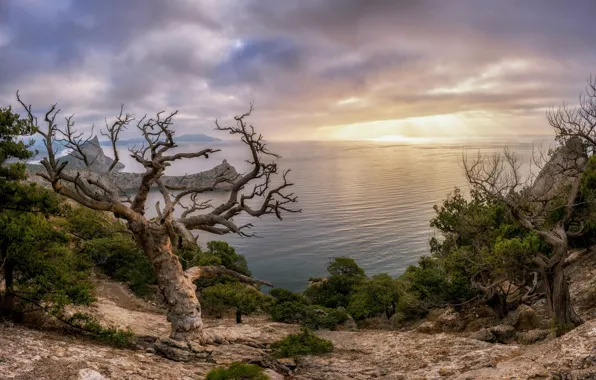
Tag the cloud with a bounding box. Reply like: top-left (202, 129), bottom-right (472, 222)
top-left (1, 0), bottom-right (595, 140)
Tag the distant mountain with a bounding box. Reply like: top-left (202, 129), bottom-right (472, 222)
top-left (98, 133), bottom-right (221, 146)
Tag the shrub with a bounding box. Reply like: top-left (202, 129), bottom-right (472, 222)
top-left (269, 302), bottom-right (348, 330)
top-left (200, 282), bottom-right (269, 323)
top-left (65, 207), bottom-right (158, 297)
top-left (301, 306), bottom-right (348, 330)
top-left (66, 312), bottom-right (134, 347)
top-left (270, 301), bottom-right (305, 324)
top-left (348, 273), bottom-right (400, 319)
top-left (270, 288), bottom-right (307, 304)
top-left (0, 210), bottom-right (94, 318)
top-left (205, 363), bottom-right (269, 380)
top-left (304, 257), bottom-right (365, 308)
top-left (271, 328), bottom-right (333, 358)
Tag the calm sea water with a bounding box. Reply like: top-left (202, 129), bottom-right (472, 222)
top-left (115, 136), bottom-right (553, 291)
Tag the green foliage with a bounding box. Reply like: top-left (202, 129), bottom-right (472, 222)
top-left (304, 257), bottom-right (365, 308)
top-left (270, 301), bottom-right (306, 324)
top-left (65, 207), bottom-right (118, 240)
top-left (66, 312), bottom-right (135, 347)
top-left (270, 288), bottom-right (307, 305)
top-left (271, 328), bottom-right (333, 358)
top-left (300, 306), bottom-right (348, 330)
top-left (64, 207), bottom-right (157, 296)
top-left (0, 210), bottom-right (94, 315)
top-left (269, 301), bottom-right (348, 329)
top-left (177, 241), bottom-right (250, 276)
top-left (84, 234), bottom-right (156, 296)
top-left (348, 274), bottom-right (400, 319)
top-left (200, 282), bottom-right (269, 320)
top-left (205, 363), bottom-right (269, 380)
top-left (0, 105), bottom-right (35, 180)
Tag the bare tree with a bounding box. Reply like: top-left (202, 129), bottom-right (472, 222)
top-left (16, 95), bottom-right (299, 342)
top-left (464, 132), bottom-right (587, 327)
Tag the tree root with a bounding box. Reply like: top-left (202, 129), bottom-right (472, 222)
top-left (150, 330), bottom-right (267, 362)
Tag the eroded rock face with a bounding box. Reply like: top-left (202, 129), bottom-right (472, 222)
top-left (532, 136), bottom-right (587, 202)
top-left (58, 136), bottom-right (125, 173)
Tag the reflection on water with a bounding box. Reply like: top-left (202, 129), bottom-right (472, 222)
top-left (116, 136), bottom-right (554, 291)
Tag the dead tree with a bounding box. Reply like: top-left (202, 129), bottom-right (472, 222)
top-left (16, 94), bottom-right (299, 342)
top-left (464, 138), bottom-right (587, 327)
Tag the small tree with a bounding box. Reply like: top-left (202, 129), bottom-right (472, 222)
top-left (0, 210), bottom-right (94, 318)
top-left (304, 257), bottom-right (365, 308)
top-left (0, 105), bottom-right (62, 317)
top-left (429, 188), bottom-right (540, 317)
top-left (200, 282), bottom-right (268, 323)
top-left (464, 124), bottom-right (589, 327)
top-left (348, 274), bottom-right (400, 319)
top-left (16, 95), bottom-right (299, 342)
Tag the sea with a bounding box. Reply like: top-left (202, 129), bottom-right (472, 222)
top-left (109, 136), bottom-right (554, 292)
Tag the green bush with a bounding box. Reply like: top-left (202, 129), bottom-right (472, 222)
top-left (269, 302), bottom-right (348, 330)
top-left (206, 362), bottom-right (269, 380)
top-left (304, 257), bottom-right (365, 308)
top-left (66, 312), bottom-right (134, 347)
top-left (270, 301), bottom-right (305, 324)
top-left (348, 273), bottom-right (400, 319)
top-left (200, 282), bottom-right (269, 322)
top-left (84, 234), bottom-right (156, 296)
top-left (270, 288), bottom-right (307, 304)
top-left (301, 306), bottom-right (348, 330)
top-left (0, 210), bottom-right (95, 317)
top-left (271, 328), bottom-right (333, 358)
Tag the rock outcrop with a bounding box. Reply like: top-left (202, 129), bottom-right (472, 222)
top-left (57, 136), bottom-right (125, 173)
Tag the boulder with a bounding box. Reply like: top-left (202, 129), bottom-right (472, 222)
top-left (489, 324), bottom-right (516, 343)
top-left (415, 321), bottom-right (439, 334)
top-left (505, 304), bottom-right (539, 331)
top-left (436, 307), bottom-right (465, 332)
top-left (277, 358), bottom-right (297, 370)
top-left (516, 329), bottom-right (555, 345)
top-left (78, 369), bottom-right (107, 380)
top-left (468, 328), bottom-right (496, 343)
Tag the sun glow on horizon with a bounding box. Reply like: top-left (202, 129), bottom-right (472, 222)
top-left (367, 135), bottom-right (435, 143)
top-left (317, 113), bottom-right (474, 141)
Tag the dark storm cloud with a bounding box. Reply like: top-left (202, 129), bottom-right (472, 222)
top-left (1, 0), bottom-right (595, 139)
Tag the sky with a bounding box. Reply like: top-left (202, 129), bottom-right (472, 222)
top-left (1, 0), bottom-right (595, 141)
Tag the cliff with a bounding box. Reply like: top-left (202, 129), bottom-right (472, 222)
top-left (57, 136), bottom-right (125, 173)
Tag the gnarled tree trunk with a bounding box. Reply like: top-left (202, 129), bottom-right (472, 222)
top-left (130, 220), bottom-right (204, 341)
top-left (540, 244), bottom-right (583, 328)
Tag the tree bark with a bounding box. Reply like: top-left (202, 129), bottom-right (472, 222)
top-left (130, 220), bottom-right (204, 341)
top-left (540, 244), bottom-right (583, 328)
top-left (1, 258), bottom-right (15, 317)
top-left (236, 310), bottom-right (242, 324)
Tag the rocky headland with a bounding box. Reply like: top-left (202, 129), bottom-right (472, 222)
top-left (25, 136), bottom-right (238, 192)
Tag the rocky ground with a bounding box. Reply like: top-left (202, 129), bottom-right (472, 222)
top-left (2, 253), bottom-right (596, 379)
